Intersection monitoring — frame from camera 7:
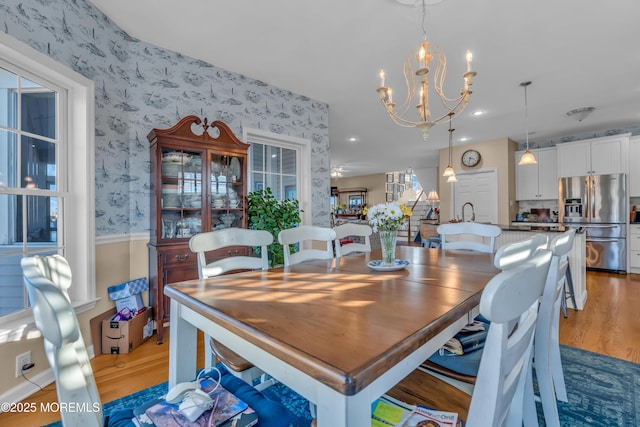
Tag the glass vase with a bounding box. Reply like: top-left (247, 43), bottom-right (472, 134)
top-left (379, 230), bottom-right (398, 266)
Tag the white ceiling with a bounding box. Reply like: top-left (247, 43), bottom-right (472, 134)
top-left (90, 0), bottom-right (640, 177)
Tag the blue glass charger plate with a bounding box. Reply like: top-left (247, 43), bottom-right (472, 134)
top-left (367, 259), bottom-right (410, 271)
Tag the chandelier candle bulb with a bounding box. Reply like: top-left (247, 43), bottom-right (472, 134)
top-left (466, 50), bottom-right (473, 72)
top-left (379, 69), bottom-right (385, 87)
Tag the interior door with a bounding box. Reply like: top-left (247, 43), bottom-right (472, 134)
top-left (451, 170), bottom-right (498, 224)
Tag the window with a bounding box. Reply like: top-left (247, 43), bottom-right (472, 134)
top-left (0, 65), bottom-right (62, 318)
top-left (244, 128), bottom-right (311, 225)
top-left (0, 33), bottom-right (95, 341)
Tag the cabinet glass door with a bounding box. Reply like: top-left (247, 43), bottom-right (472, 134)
top-left (210, 153), bottom-right (244, 230)
top-left (160, 148), bottom-right (202, 240)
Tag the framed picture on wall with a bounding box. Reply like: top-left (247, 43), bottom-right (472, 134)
top-left (386, 173), bottom-right (394, 183)
top-left (399, 184), bottom-right (405, 193)
top-left (386, 183), bottom-right (394, 192)
top-left (386, 192), bottom-right (393, 202)
top-left (393, 183), bottom-right (399, 193)
top-left (398, 173), bottom-right (405, 184)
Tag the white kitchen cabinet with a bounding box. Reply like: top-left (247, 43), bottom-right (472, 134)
top-left (557, 134), bottom-right (629, 178)
top-left (630, 225), bottom-right (640, 272)
top-left (629, 136), bottom-right (640, 197)
top-left (515, 147), bottom-right (558, 200)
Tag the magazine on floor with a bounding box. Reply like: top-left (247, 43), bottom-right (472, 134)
top-left (371, 394), bottom-right (415, 426)
top-left (403, 405), bottom-right (459, 427)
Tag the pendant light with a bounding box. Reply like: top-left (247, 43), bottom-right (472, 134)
top-left (443, 112), bottom-right (457, 181)
top-left (518, 81), bottom-right (537, 165)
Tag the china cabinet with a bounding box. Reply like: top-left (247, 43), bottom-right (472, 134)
top-left (147, 116), bottom-right (249, 343)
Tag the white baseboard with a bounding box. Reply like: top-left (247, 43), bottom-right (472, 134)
top-left (0, 345), bottom-right (96, 410)
top-left (0, 368), bottom-right (55, 410)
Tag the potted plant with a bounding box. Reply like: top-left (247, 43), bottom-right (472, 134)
top-left (247, 188), bottom-right (302, 267)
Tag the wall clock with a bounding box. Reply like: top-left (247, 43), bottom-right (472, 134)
top-left (461, 149), bottom-right (481, 167)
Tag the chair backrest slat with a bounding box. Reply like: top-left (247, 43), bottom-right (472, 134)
top-left (278, 225), bottom-right (336, 266)
top-left (189, 228), bottom-right (273, 278)
top-left (437, 223), bottom-right (502, 253)
top-left (334, 223), bottom-right (372, 257)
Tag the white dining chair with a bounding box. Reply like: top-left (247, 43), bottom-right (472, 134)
top-left (422, 231), bottom-right (576, 426)
top-left (277, 225), bottom-right (336, 266)
top-left (531, 228), bottom-right (576, 425)
top-left (422, 234), bottom-right (549, 389)
top-left (390, 248), bottom-right (552, 427)
top-left (189, 228), bottom-right (275, 390)
top-left (334, 223), bottom-right (372, 257)
top-left (21, 255), bottom-right (104, 427)
top-left (437, 222), bottom-right (502, 253)
top-left (189, 228), bottom-right (273, 277)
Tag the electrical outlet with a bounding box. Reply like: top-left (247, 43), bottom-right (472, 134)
top-left (15, 351), bottom-right (31, 378)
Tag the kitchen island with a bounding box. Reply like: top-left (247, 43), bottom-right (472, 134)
top-left (435, 222), bottom-right (586, 309)
top-left (498, 223), bottom-right (586, 310)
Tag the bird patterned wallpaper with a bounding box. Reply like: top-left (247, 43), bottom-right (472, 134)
top-left (1, 0), bottom-right (330, 236)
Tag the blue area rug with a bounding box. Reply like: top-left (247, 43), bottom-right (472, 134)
top-left (44, 345), bottom-right (639, 426)
top-left (538, 345), bottom-right (640, 426)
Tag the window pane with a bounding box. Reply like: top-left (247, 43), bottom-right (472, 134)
top-left (282, 148), bottom-right (296, 175)
top-left (0, 67), bottom-right (18, 129)
top-left (0, 129), bottom-right (18, 188)
top-left (25, 195), bottom-right (60, 245)
top-left (0, 193), bottom-right (24, 316)
top-left (21, 135), bottom-right (56, 190)
top-left (20, 77), bottom-right (56, 140)
top-left (283, 175), bottom-right (297, 200)
top-left (266, 146), bottom-right (280, 173)
top-left (265, 174), bottom-right (281, 199)
top-left (0, 252), bottom-right (26, 316)
top-left (251, 143), bottom-right (264, 172)
top-left (252, 172), bottom-right (264, 191)
top-left (0, 193), bottom-right (19, 245)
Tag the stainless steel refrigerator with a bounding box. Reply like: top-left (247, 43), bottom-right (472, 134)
top-left (559, 173), bottom-right (627, 273)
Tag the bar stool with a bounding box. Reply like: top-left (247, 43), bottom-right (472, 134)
top-left (560, 261), bottom-right (577, 317)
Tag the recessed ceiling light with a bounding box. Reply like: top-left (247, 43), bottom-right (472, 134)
top-left (459, 137), bottom-right (469, 142)
top-left (348, 137), bottom-right (358, 142)
top-left (471, 110), bottom-right (484, 116)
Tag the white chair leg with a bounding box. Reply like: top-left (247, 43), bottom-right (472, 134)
top-left (550, 343), bottom-right (568, 402)
top-left (204, 332), bottom-right (214, 369)
top-left (513, 357), bottom-right (539, 427)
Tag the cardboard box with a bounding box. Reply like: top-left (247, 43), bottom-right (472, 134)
top-left (101, 307), bottom-right (154, 354)
top-left (90, 308), bottom-right (119, 354)
top-left (115, 293), bottom-right (145, 314)
top-left (108, 278), bottom-right (148, 300)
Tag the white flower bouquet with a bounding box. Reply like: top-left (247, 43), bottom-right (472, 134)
top-left (364, 202), bottom-right (412, 232)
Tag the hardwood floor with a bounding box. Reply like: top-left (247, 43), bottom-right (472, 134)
top-left (2, 271), bottom-right (638, 426)
top-left (558, 270), bottom-right (640, 363)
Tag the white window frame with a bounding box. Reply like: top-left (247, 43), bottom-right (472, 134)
top-left (0, 32), bottom-right (95, 343)
top-left (243, 127), bottom-right (312, 226)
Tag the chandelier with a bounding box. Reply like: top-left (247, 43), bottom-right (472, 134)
top-left (376, 0), bottom-right (477, 139)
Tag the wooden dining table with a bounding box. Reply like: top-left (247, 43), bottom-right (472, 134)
top-left (165, 245), bottom-right (499, 426)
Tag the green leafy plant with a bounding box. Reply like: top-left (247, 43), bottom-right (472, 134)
top-left (247, 188), bottom-right (302, 267)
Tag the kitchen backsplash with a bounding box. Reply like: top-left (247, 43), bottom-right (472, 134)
top-left (517, 200), bottom-right (559, 222)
